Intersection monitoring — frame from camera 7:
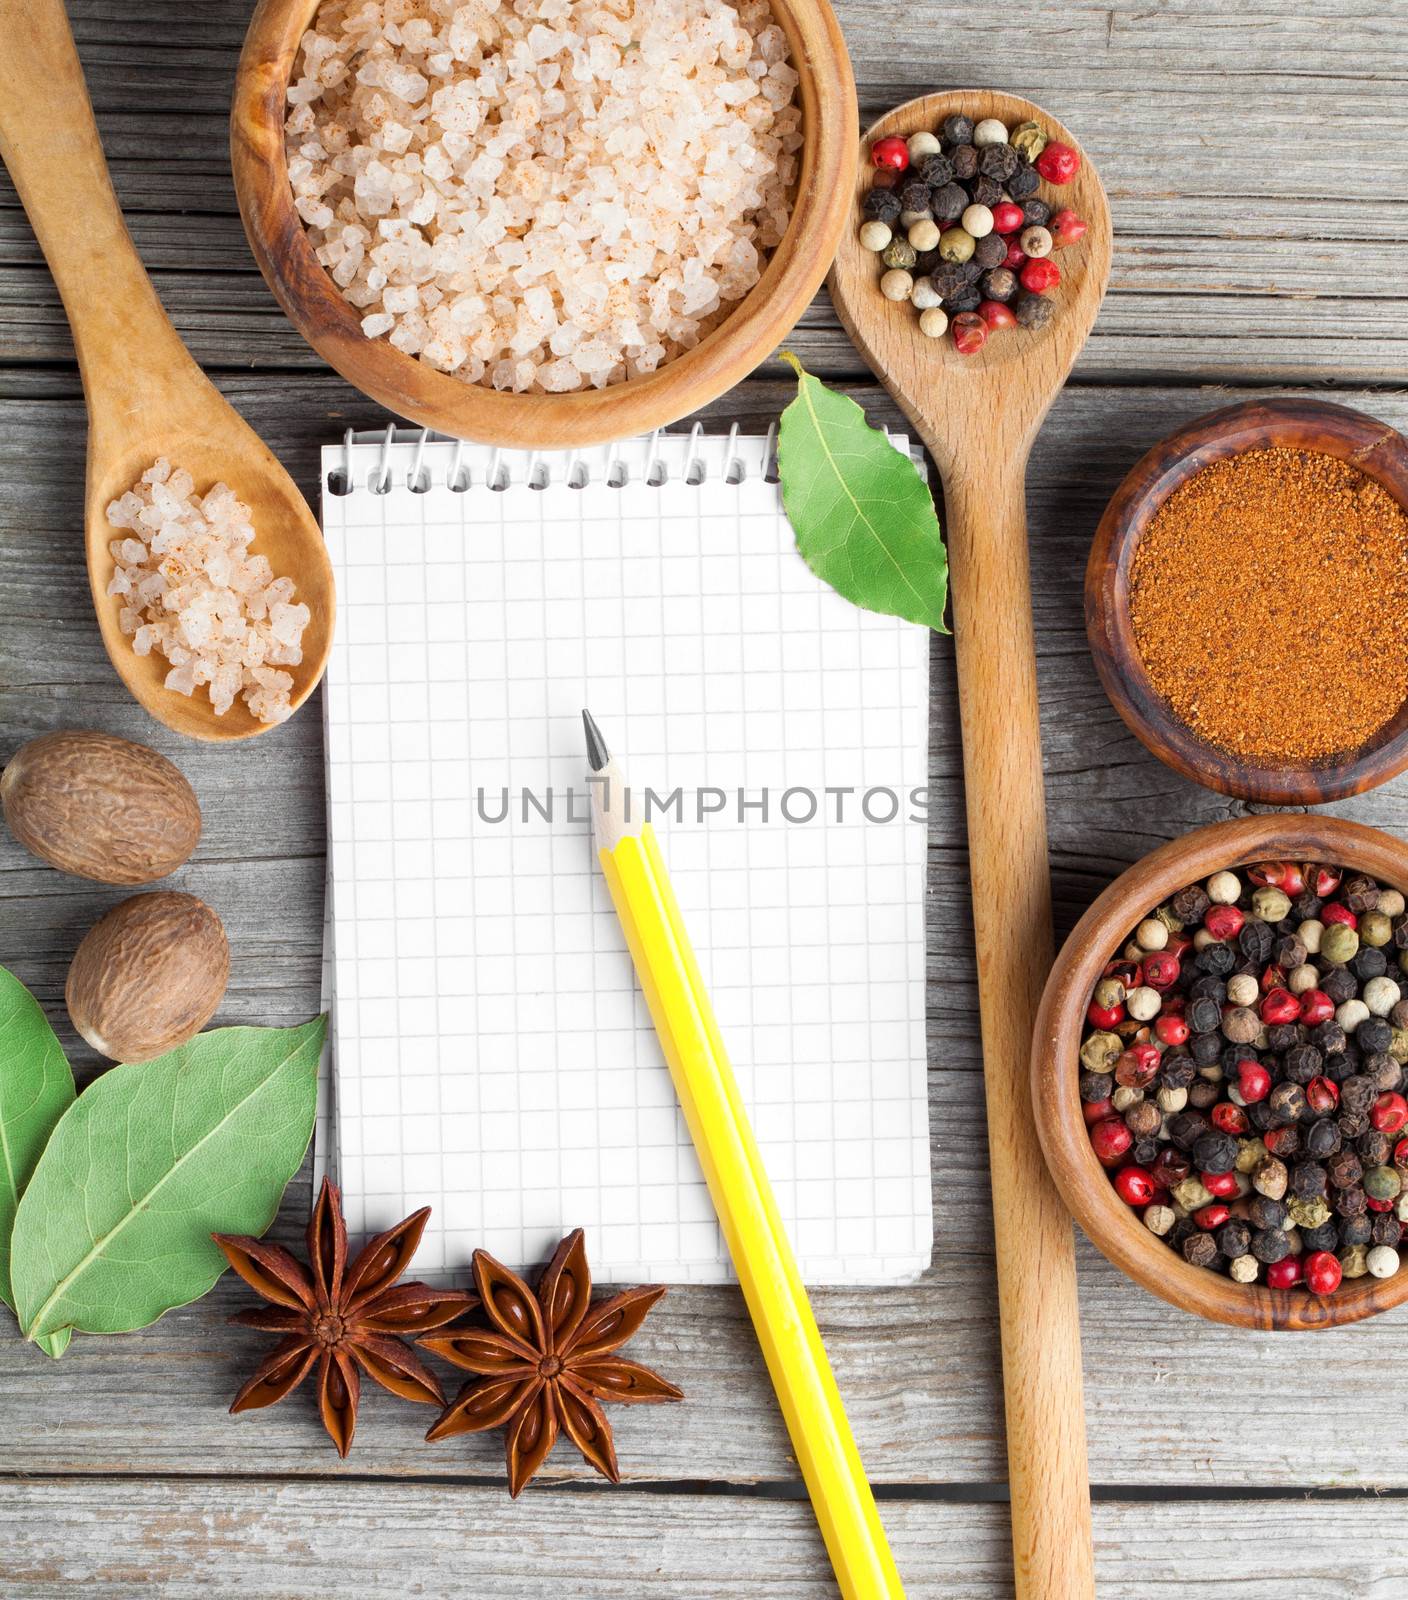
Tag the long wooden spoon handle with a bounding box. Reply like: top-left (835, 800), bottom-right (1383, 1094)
top-left (0, 0), bottom-right (186, 383)
top-left (945, 457), bottom-right (1096, 1600)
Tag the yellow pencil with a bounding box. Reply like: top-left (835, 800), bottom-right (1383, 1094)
top-left (583, 710), bottom-right (904, 1600)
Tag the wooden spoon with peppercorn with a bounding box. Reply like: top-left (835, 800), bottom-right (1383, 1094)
top-left (828, 92), bottom-right (1111, 1600)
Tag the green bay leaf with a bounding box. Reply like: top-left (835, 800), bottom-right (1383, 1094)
top-left (777, 351), bottom-right (949, 632)
top-left (0, 966), bottom-right (75, 1347)
top-left (11, 1016), bottom-right (324, 1345)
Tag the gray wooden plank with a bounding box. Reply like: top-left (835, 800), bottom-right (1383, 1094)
top-left (4, 1482), bottom-right (1408, 1599)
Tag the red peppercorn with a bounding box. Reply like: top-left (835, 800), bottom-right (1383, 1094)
top-left (1154, 1013), bottom-right (1189, 1046)
top-left (1035, 141), bottom-right (1080, 184)
top-left (1049, 208), bottom-right (1087, 247)
top-left (1090, 1117), bottom-right (1133, 1166)
top-left (1082, 1096), bottom-right (1115, 1125)
top-left (1002, 239), bottom-right (1027, 270)
top-left (1322, 902), bottom-right (1357, 930)
top-left (978, 300), bottom-right (1018, 330)
top-left (1367, 1195), bottom-right (1394, 1213)
top-left (1394, 1137), bottom-right (1408, 1170)
top-left (1235, 1060), bottom-right (1272, 1104)
top-left (1210, 1103), bottom-right (1249, 1137)
top-left (1259, 987), bottom-right (1300, 1025)
top-left (951, 312), bottom-right (988, 356)
top-left (1143, 952), bottom-right (1181, 991)
top-left (1165, 932), bottom-right (1193, 959)
top-left (984, 203), bottom-right (1021, 237)
top-left (1086, 1000), bottom-right (1125, 1029)
top-left (1192, 1203), bottom-right (1230, 1231)
top-left (1308, 865), bottom-right (1342, 898)
top-left (1304, 1251), bottom-right (1342, 1296)
top-left (1201, 1168), bottom-right (1240, 1197)
top-left (1298, 989), bottom-right (1335, 1026)
top-left (1203, 905), bottom-right (1244, 941)
top-left (1372, 1092), bottom-right (1408, 1135)
top-left (1305, 1076), bottom-right (1340, 1115)
top-left (870, 136), bottom-right (909, 172)
top-left (1259, 964), bottom-right (1286, 994)
top-left (1266, 1256), bottom-right (1303, 1290)
top-left (1019, 258), bottom-right (1061, 294)
top-left (1114, 1166), bottom-right (1157, 1207)
top-left (1249, 861), bottom-right (1305, 896)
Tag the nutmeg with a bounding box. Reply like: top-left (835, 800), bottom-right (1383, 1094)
top-left (65, 891), bottom-right (228, 1061)
top-left (2, 730), bottom-right (200, 885)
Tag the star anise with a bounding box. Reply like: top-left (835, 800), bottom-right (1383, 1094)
top-left (420, 1228), bottom-right (683, 1495)
top-left (213, 1177), bottom-right (474, 1456)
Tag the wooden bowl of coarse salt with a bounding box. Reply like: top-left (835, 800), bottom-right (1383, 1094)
top-left (232, 0), bottom-right (856, 449)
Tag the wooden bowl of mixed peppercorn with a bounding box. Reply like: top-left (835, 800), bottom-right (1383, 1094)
top-left (1033, 813), bottom-right (1408, 1330)
top-left (1086, 398), bottom-right (1408, 806)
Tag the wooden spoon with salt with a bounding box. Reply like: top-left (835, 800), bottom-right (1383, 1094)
top-left (0, 0), bottom-right (333, 742)
top-left (829, 92), bottom-right (1111, 1600)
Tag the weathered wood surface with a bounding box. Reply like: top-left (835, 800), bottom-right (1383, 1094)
top-left (5, 2), bottom-right (1408, 1593)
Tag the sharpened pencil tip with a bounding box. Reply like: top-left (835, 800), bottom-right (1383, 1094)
top-left (582, 708), bottom-right (610, 771)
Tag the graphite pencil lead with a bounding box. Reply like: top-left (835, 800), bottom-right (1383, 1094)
top-left (582, 707), bottom-right (610, 772)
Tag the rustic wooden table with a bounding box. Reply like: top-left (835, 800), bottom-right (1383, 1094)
top-left (3, 3), bottom-right (1407, 1595)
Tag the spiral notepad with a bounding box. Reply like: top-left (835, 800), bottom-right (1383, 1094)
top-left (319, 427), bottom-right (933, 1285)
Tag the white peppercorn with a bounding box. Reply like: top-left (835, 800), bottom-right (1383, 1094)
top-left (1019, 225), bottom-right (1052, 258)
top-left (1126, 985), bottom-right (1161, 1022)
top-left (858, 221), bottom-right (892, 252)
top-left (1157, 1086), bottom-right (1188, 1114)
top-left (1206, 871), bottom-right (1241, 905)
top-left (1136, 918), bottom-right (1169, 951)
top-left (910, 277), bottom-right (944, 310)
top-left (1337, 999), bottom-right (1371, 1034)
top-left (907, 219), bottom-right (941, 252)
top-left (972, 118), bottom-right (1008, 147)
top-left (898, 208), bottom-right (932, 229)
top-left (1365, 975), bottom-right (1402, 1016)
top-left (1368, 1244), bottom-right (1401, 1278)
top-left (1111, 1085), bottom-right (1143, 1113)
top-left (918, 307), bottom-right (948, 338)
top-left (1228, 1254), bottom-right (1259, 1284)
top-left (1226, 973), bottom-right (1259, 1008)
top-left (1287, 962), bottom-right (1320, 995)
top-left (907, 130), bottom-right (941, 159)
top-left (1299, 918), bottom-right (1325, 954)
top-left (961, 203), bottom-right (994, 239)
top-left (1144, 1204), bottom-right (1176, 1238)
top-left (880, 269), bottom-right (914, 302)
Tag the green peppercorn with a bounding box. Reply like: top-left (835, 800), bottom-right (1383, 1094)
top-left (881, 238), bottom-right (918, 271)
top-left (1287, 1194), bottom-right (1331, 1230)
top-left (1365, 1164), bottom-right (1403, 1202)
top-left (937, 227), bottom-right (976, 264)
top-left (1251, 886), bottom-right (1292, 924)
top-left (1321, 923), bottom-right (1360, 965)
top-left (1362, 911), bottom-right (1393, 948)
top-left (1009, 120), bottom-right (1048, 162)
top-left (1079, 1030), bottom-right (1123, 1072)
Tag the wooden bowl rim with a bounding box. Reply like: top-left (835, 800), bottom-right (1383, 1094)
top-left (1085, 397), bottom-right (1408, 806)
top-left (230, 0), bottom-right (857, 448)
top-left (1033, 812), bottom-right (1408, 1331)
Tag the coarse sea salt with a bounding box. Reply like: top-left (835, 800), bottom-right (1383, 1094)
top-left (285, 0), bottom-right (801, 394)
top-left (107, 461), bottom-right (310, 724)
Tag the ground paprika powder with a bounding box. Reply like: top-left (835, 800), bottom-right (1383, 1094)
top-left (1128, 445), bottom-right (1408, 764)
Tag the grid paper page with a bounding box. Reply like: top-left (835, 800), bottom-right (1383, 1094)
top-left (321, 432), bottom-right (932, 1285)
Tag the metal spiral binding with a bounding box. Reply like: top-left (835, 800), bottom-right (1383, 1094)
top-left (324, 422), bottom-right (810, 495)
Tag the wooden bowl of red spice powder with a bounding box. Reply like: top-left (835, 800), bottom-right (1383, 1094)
top-left (1086, 398), bottom-right (1408, 804)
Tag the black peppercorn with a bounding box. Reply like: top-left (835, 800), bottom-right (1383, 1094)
top-left (1301, 1222), bottom-right (1339, 1253)
top-left (969, 175), bottom-right (1003, 208)
top-left (1290, 1161), bottom-right (1327, 1199)
top-left (1193, 1130), bottom-right (1238, 1174)
top-left (1338, 1110), bottom-right (1371, 1140)
top-left (1358, 1129), bottom-right (1392, 1167)
top-left (1152, 1148), bottom-right (1191, 1189)
top-left (927, 262), bottom-right (968, 299)
top-left (1359, 1017), bottom-right (1394, 1055)
top-left (1196, 945), bottom-right (1236, 978)
top-left (1341, 1076), bottom-right (1377, 1117)
top-left (1171, 886), bottom-right (1211, 924)
top-left (1125, 1100), bottom-right (1162, 1139)
top-left (1327, 1149), bottom-right (1363, 1188)
top-left (1183, 1233), bottom-right (1219, 1269)
top-left (1248, 1100), bottom-right (1276, 1132)
top-left (1239, 923), bottom-right (1275, 964)
top-left (1334, 1183), bottom-right (1368, 1218)
top-left (1322, 969), bottom-right (1359, 1006)
top-left (973, 233), bottom-right (1007, 269)
top-left (1216, 1219), bottom-right (1251, 1259)
top-left (1272, 933), bottom-right (1305, 969)
top-left (1167, 1111), bottom-right (1210, 1151)
top-left (1344, 875), bottom-right (1381, 915)
top-left (1265, 1023), bottom-right (1303, 1054)
top-left (1007, 164), bottom-right (1041, 200)
top-left (978, 142), bottom-right (1019, 181)
top-left (916, 153), bottom-right (955, 188)
top-left (1283, 1044), bottom-right (1323, 1085)
top-left (1352, 947), bottom-right (1388, 982)
top-left (1313, 1021), bottom-right (1347, 1055)
top-left (1188, 1079), bottom-right (1221, 1109)
top-left (1013, 291), bottom-right (1054, 329)
top-left (1373, 1214), bottom-right (1403, 1248)
top-left (1131, 1136), bottom-right (1161, 1166)
top-left (1190, 975), bottom-right (1228, 1003)
top-left (1251, 1227), bottom-right (1292, 1264)
top-left (864, 188), bottom-right (902, 225)
top-left (1394, 916), bottom-right (1408, 951)
top-left (1267, 1082), bottom-right (1307, 1126)
top-left (899, 180), bottom-right (931, 214)
top-left (1186, 995), bottom-right (1221, 1034)
top-left (1370, 1055), bottom-right (1403, 1092)
top-left (1249, 1195), bottom-right (1287, 1231)
top-left (1079, 1070), bottom-right (1114, 1103)
top-left (945, 287), bottom-right (981, 314)
top-left (1191, 1033), bottom-right (1223, 1066)
top-left (980, 266), bottom-right (1018, 303)
top-left (1293, 891), bottom-right (1323, 921)
top-left (941, 113), bottom-right (974, 146)
top-left (1305, 1119), bottom-right (1341, 1159)
top-left (929, 182), bottom-right (968, 224)
top-left (949, 144), bottom-right (978, 181)
top-left (957, 259), bottom-right (984, 284)
top-left (1339, 1213), bottom-right (1372, 1248)
top-left (1159, 1055), bottom-right (1196, 1091)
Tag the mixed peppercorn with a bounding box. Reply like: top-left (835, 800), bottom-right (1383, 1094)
top-left (861, 113), bottom-right (1086, 355)
top-left (1080, 861), bottom-right (1408, 1295)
